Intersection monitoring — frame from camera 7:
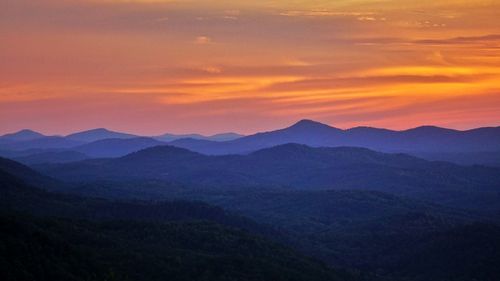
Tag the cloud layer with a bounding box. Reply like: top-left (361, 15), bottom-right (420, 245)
top-left (1, 0), bottom-right (500, 134)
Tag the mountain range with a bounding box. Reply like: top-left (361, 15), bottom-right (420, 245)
top-left (168, 120), bottom-right (500, 161)
top-left (2, 119), bottom-right (499, 166)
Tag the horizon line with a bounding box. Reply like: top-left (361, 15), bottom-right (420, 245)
top-left (2, 119), bottom-right (500, 138)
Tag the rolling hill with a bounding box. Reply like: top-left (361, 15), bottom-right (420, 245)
top-left (37, 144), bottom-right (500, 212)
top-left (73, 137), bottom-right (165, 158)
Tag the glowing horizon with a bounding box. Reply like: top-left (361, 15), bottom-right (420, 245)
top-left (1, 0), bottom-right (500, 135)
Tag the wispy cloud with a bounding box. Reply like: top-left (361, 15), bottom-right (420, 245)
top-left (414, 34), bottom-right (500, 45)
top-left (194, 36), bottom-right (212, 44)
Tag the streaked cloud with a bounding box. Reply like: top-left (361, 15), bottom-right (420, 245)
top-left (414, 34), bottom-right (500, 45)
top-left (279, 10), bottom-right (376, 17)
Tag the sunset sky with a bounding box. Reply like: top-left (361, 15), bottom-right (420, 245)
top-left (1, 0), bottom-right (500, 135)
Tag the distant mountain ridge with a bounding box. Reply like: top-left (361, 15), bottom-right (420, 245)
top-left (0, 136), bottom-right (84, 151)
top-left (0, 128), bottom-right (242, 160)
top-left (169, 119), bottom-right (500, 155)
top-left (154, 132), bottom-right (243, 142)
top-left (0, 129), bottom-right (45, 142)
top-left (166, 120), bottom-right (500, 166)
top-left (66, 128), bottom-right (138, 142)
top-left (2, 120), bottom-right (499, 165)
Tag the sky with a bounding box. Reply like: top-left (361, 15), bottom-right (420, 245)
top-left (1, 0), bottom-right (500, 135)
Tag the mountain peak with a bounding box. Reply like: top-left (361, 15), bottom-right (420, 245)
top-left (410, 125), bottom-right (445, 130)
top-left (288, 119), bottom-right (340, 131)
top-left (403, 126), bottom-right (458, 135)
top-left (17, 129), bottom-right (39, 134)
top-left (86, 128), bottom-right (112, 133)
top-left (293, 119), bottom-right (324, 126)
top-left (66, 128), bottom-right (137, 142)
top-left (1, 129), bottom-right (45, 141)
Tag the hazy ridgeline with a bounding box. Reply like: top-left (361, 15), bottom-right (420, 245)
top-left (2, 120), bottom-right (500, 166)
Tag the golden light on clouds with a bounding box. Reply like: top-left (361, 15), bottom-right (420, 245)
top-left (1, 0), bottom-right (499, 134)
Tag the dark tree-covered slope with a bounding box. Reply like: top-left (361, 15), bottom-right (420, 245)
top-left (0, 214), bottom-right (350, 281)
top-left (0, 157), bottom-right (352, 281)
